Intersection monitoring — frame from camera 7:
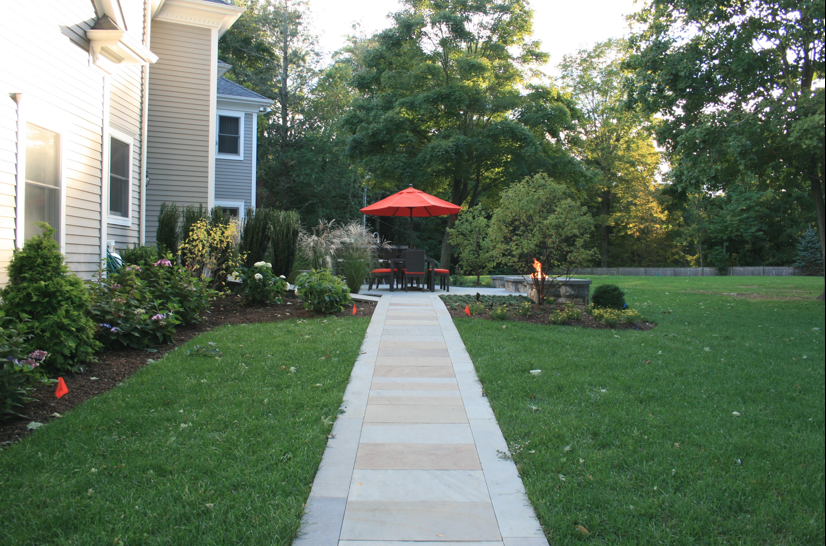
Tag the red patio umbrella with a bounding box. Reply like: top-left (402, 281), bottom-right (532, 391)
top-left (360, 185), bottom-right (461, 248)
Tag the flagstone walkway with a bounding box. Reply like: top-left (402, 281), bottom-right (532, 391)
top-left (293, 291), bottom-right (549, 546)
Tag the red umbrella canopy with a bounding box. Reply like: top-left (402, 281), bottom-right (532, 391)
top-left (360, 186), bottom-right (461, 217)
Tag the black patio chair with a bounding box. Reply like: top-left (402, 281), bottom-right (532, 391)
top-left (401, 249), bottom-right (427, 290)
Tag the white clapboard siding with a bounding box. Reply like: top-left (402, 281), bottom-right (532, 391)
top-left (145, 20), bottom-right (212, 244)
top-left (0, 95), bottom-right (18, 285)
top-left (0, 0), bottom-right (108, 281)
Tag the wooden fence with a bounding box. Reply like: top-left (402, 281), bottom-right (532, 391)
top-left (572, 266), bottom-right (799, 277)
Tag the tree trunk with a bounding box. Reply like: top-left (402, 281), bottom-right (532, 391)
top-left (440, 215), bottom-right (456, 271)
top-left (810, 172), bottom-right (825, 300)
top-left (600, 190), bottom-right (610, 267)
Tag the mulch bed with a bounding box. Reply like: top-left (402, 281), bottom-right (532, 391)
top-left (1, 293), bottom-right (376, 447)
top-left (445, 301), bottom-right (657, 330)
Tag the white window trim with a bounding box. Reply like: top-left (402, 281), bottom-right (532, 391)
top-left (15, 96), bottom-right (68, 253)
top-left (107, 126), bottom-right (134, 226)
top-left (215, 200), bottom-right (246, 223)
top-left (216, 109), bottom-right (244, 160)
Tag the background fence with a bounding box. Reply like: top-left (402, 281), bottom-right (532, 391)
top-left (572, 266), bottom-right (799, 277)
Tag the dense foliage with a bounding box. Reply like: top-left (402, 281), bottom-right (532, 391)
top-left (591, 284), bottom-right (626, 310)
top-left (235, 262), bottom-right (288, 305)
top-left (0, 317), bottom-right (51, 420)
top-left (0, 225), bottom-right (100, 372)
top-left (294, 269), bottom-right (352, 314)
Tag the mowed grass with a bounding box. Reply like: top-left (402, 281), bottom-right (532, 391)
top-left (0, 317), bottom-right (369, 545)
top-left (456, 276), bottom-right (825, 545)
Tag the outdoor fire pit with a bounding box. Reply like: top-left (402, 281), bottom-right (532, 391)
top-left (491, 275), bottom-right (591, 305)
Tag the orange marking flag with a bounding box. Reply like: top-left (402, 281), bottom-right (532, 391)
top-left (55, 377), bottom-right (68, 398)
top-left (353, 303), bottom-right (357, 315)
top-left (465, 304), bottom-right (471, 316)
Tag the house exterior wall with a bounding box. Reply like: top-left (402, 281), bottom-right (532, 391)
top-left (0, 0), bottom-right (108, 281)
top-left (215, 111), bottom-right (255, 211)
top-left (108, 64), bottom-right (145, 248)
top-left (145, 21), bottom-right (214, 244)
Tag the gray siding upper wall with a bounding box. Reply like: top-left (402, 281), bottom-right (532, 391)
top-left (145, 21), bottom-right (212, 244)
top-left (0, 0), bottom-right (106, 280)
top-left (215, 111), bottom-right (253, 209)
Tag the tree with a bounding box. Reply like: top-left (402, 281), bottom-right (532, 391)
top-left (795, 228), bottom-right (825, 275)
top-left (558, 39), bottom-right (665, 267)
top-left (343, 0), bottom-right (580, 269)
top-left (627, 0), bottom-right (825, 296)
top-left (488, 173), bottom-right (597, 303)
top-left (447, 206), bottom-right (494, 284)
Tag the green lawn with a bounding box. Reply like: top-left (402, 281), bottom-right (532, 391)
top-left (456, 276), bottom-right (825, 545)
top-left (0, 317), bottom-right (369, 545)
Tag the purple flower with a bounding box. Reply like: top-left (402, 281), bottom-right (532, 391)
top-left (154, 258), bottom-right (173, 267)
top-left (151, 313), bottom-right (167, 321)
top-left (126, 264), bottom-right (141, 272)
top-left (110, 326), bottom-right (121, 333)
top-left (28, 350), bottom-right (49, 361)
top-left (100, 323), bottom-right (112, 329)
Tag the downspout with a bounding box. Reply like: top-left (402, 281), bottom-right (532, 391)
top-left (101, 75), bottom-right (111, 264)
top-left (139, 0), bottom-right (152, 245)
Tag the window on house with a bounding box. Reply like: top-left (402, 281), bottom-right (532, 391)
top-left (25, 124), bottom-right (61, 241)
top-left (218, 114), bottom-right (241, 155)
top-left (221, 207), bottom-right (240, 219)
top-left (110, 136), bottom-right (130, 218)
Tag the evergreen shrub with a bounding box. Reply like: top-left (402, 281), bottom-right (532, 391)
top-left (120, 244), bottom-right (159, 268)
top-left (794, 228), bottom-right (824, 276)
top-left (591, 284), bottom-right (625, 309)
top-left (0, 224), bottom-right (100, 372)
top-left (239, 208), bottom-right (272, 268)
top-left (271, 211), bottom-right (300, 278)
top-left (156, 203), bottom-right (180, 255)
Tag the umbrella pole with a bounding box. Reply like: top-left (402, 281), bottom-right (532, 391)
top-left (409, 208), bottom-right (413, 249)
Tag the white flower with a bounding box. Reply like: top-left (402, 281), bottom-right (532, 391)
top-left (254, 273), bottom-right (263, 281)
top-left (279, 275), bottom-right (286, 279)
top-left (265, 262), bottom-right (272, 268)
top-left (253, 261), bottom-right (266, 268)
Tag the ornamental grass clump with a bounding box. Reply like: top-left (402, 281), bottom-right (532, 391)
top-left (236, 262), bottom-right (288, 305)
top-left (0, 224), bottom-right (100, 372)
top-left (294, 269), bottom-right (351, 314)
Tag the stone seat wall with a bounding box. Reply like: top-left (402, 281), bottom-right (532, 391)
top-left (491, 275), bottom-right (592, 305)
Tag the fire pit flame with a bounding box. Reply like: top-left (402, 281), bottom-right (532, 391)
top-left (531, 258), bottom-right (546, 281)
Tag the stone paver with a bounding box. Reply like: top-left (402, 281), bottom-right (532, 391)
top-left (293, 291), bottom-right (548, 546)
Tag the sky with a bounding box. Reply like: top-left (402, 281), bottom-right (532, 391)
top-left (306, 0), bottom-right (642, 76)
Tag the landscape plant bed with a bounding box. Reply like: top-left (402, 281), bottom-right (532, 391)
top-left (1, 292), bottom-right (376, 447)
top-left (440, 294), bottom-right (655, 330)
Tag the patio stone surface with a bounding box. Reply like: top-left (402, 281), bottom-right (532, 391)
top-left (293, 292), bottom-right (549, 546)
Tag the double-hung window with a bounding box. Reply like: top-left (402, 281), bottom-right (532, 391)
top-left (25, 123), bottom-right (61, 241)
top-left (217, 111), bottom-right (243, 159)
top-left (108, 128), bottom-right (133, 223)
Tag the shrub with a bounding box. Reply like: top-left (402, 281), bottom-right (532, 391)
top-left (271, 210), bottom-right (300, 278)
top-left (794, 228), bottom-right (824, 276)
top-left (89, 265), bottom-right (182, 350)
top-left (516, 301), bottom-right (533, 317)
top-left (178, 218), bottom-right (242, 290)
top-left (120, 244), bottom-right (159, 268)
top-left (0, 317), bottom-right (52, 420)
top-left (239, 208), bottom-right (272, 268)
top-left (236, 262), bottom-right (288, 305)
top-left (591, 307), bottom-right (622, 327)
top-left (621, 309), bottom-right (643, 324)
top-left (139, 255), bottom-right (215, 325)
top-left (592, 284), bottom-right (625, 309)
top-left (0, 224), bottom-right (100, 372)
top-left (490, 305), bottom-right (509, 320)
top-left (295, 269), bottom-right (351, 314)
top-left (549, 310), bottom-right (568, 325)
top-left (180, 204), bottom-right (207, 248)
top-left (156, 203), bottom-right (181, 255)
top-left (561, 302), bottom-right (582, 320)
